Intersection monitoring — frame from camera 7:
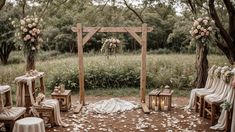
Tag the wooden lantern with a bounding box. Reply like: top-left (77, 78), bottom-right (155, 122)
top-left (0, 85), bottom-right (12, 112)
top-left (158, 89), bottom-right (174, 111)
top-left (148, 89), bottom-right (161, 111)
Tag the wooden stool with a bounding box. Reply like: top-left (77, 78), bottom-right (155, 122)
top-left (51, 90), bottom-right (71, 111)
top-left (33, 105), bottom-right (55, 127)
top-left (14, 72), bottom-right (45, 112)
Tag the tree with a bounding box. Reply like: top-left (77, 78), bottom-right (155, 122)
top-left (185, 0), bottom-right (235, 64)
top-left (0, 4), bottom-right (18, 64)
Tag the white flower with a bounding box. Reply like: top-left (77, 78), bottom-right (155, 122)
top-left (211, 20), bottom-right (215, 24)
top-left (36, 29), bottom-right (40, 34)
top-left (197, 17), bottom-right (203, 22)
top-left (116, 39), bottom-right (120, 44)
top-left (29, 30), bottom-right (33, 34)
top-left (32, 33), bottom-right (36, 36)
top-left (23, 28), bottom-right (28, 32)
top-left (205, 17), bottom-right (210, 20)
top-left (32, 23), bottom-right (36, 26)
top-left (11, 21), bottom-right (15, 25)
top-left (20, 20), bottom-right (25, 25)
top-left (203, 20), bottom-right (208, 25)
top-left (112, 39), bottom-right (116, 43)
top-left (23, 37), bottom-right (28, 41)
top-left (201, 32), bottom-right (205, 36)
top-left (35, 18), bottom-right (39, 23)
top-left (206, 31), bottom-right (210, 36)
top-left (28, 24), bottom-right (33, 28)
top-left (25, 34), bottom-right (31, 40)
top-left (26, 18), bottom-right (31, 23)
top-left (31, 46), bottom-right (36, 50)
top-left (208, 27), bottom-right (213, 31)
top-left (193, 29), bottom-right (198, 34)
top-left (32, 28), bottom-right (37, 32)
top-left (203, 29), bottom-right (207, 32)
top-left (197, 25), bottom-right (201, 29)
top-left (193, 21), bottom-right (199, 27)
top-left (31, 38), bottom-right (35, 42)
top-left (195, 35), bottom-right (201, 39)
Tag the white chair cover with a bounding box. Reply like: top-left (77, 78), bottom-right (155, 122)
top-left (185, 66), bottom-right (218, 109)
top-left (210, 68), bottom-right (235, 131)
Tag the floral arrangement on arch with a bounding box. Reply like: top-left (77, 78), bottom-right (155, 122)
top-left (190, 16), bottom-right (215, 43)
top-left (101, 38), bottom-right (121, 57)
top-left (12, 15), bottom-right (43, 53)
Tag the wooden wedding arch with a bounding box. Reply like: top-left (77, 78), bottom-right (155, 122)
top-left (72, 23), bottom-right (153, 113)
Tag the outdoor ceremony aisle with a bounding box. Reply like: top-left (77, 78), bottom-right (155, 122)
top-left (46, 96), bottom-right (211, 132)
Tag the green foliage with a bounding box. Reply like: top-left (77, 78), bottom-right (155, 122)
top-left (0, 3), bottom-right (19, 64)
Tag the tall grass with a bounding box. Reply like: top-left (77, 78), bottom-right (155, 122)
top-left (0, 52), bottom-right (229, 96)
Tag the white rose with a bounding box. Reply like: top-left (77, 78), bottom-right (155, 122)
top-left (32, 33), bottom-right (36, 36)
top-left (26, 18), bottom-right (31, 23)
top-left (28, 24), bottom-right (33, 28)
top-left (205, 17), bottom-right (210, 20)
top-left (31, 46), bottom-right (36, 50)
top-left (26, 34), bottom-right (31, 40)
top-left (33, 28), bottom-right (37, 32)
top-left (23, 28), bottom-right (28, 32)
top-left (24, 37), bottom-right (28, 41)
top-left (11, 21), bottom-right (15, 25)
top-left (31, 38), bottom-right (35, 42)
top-left (197, 25), bottom-right (201, 29)
top-left (203, 29), bottom-right (207, 32)
top-left (201, 32), bottom-right (205, 36)
top-left (203, 20), bottom-right (208, 25)
top-left (208, 27), bottom-right (213, 31)
top-left (194, 29), bottom-right (198, 34)
top-left (206, 31), bottom-right (209, 36)
top-left (193, 21), bottom-right (199, 27)
top-left (32, 23), bottom-right (36, 26)
top-left (116, 39), bottom-right (120, 44)
top-left (20, 20), bottom-right (25, 25)
top-left (211, 20), bottom-right (215, 24)
top-left (37, 29), bottom-right (40, 34)
top-left (197, 17), bottom-right (203, 22)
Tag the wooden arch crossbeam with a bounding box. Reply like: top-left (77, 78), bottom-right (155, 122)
top-left (72, 23), bottom-right (153, 113)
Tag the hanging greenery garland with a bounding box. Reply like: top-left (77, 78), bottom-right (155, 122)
top-left (101, 38), bottom-right (121, 58)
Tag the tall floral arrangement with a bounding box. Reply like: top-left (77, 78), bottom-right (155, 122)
top-left (190, 17), bottom-right (215, 44)
top-left (190, 16), bottom-right (215, 88)
top-left (12, 15), bottom-right (43, 71)
top-left (101, 38), bottom-right (121, 58)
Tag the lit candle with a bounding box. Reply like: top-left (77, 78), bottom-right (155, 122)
top-left (163, 106), bottom-right (168, 111)
top-left (152, 100), bottom-right (156, 109)
top-left (161, 100), bottom-right (164, 108)
top-left (154, 106), bottom-right (159, 111)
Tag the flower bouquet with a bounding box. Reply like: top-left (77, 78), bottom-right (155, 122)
top-left (101, 38), bottom-right (121, 58)
top-left (13, 15), bottom-right (43, 71)
top-left (190, 17), bottom-right (214, 44)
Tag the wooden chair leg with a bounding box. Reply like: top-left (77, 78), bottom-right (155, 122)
top-left (203, 100), bottom-right (206, 118)
top-left (195, 96), bottom-right (199, 113)
top-left (199, 97), bottom-right (203, 117)
top-left (211, 104), bottom-right (216, 125)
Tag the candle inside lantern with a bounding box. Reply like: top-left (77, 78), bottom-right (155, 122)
top-left (152, 99), bottom-right (156, 109)
top-left (161, 100), bottom-right (164, 108)
top-left (163, 106), bottom-right (168, 111)
top-left (154, 106), bottom-right (159, 111)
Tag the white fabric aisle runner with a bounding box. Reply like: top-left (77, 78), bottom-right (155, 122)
top-left (87, 98), bottom-right (138, 114)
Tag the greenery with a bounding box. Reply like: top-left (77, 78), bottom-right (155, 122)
top-left (0, 52), bottom-right (228, 96)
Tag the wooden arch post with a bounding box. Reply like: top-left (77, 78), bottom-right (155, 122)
top-left (72, 23), bottom-right (153, 113)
